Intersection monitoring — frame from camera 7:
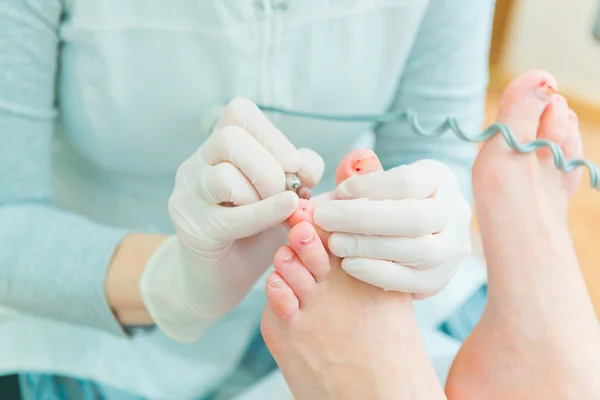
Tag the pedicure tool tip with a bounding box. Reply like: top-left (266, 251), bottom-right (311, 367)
top-left (285, 173), bottom-right (312, 200)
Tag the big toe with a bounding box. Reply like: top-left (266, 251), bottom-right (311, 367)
top-left (496, 70), bottom-right (558, 143)
top-left (335, 149), bottom-right (383, 185)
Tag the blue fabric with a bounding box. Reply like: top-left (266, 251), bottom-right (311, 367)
top-left (0, 0), bottom-right (492, 337)
top-left (19, 285), bottom-right (488, 399)
top-left (20, 374), bottom-right (158, 400)
top-left (3, 0), bottom-right (495, 398)
top-left (19, 328), bottom-right (278, 400)
top-left (439, 285), bottom-right (488, 342)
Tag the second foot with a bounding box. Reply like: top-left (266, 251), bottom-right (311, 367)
top-left (261, 222), bottom-right (446, 400)
top-left (446, 70), bottom-right (600, 399)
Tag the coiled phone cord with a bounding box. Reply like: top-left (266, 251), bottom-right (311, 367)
top-left (257, 105), bottom-right (600, 192)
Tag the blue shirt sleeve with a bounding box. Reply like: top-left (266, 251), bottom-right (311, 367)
top-left (0, 0), bottom-right (130, 336)
top-left (373, 0), bottom-right (496, 203)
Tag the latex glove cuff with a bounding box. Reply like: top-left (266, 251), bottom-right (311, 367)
top-left (139, 236), bottom-right (217, 343)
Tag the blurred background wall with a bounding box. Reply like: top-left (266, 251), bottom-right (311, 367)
top-left (503, 0), bottom-right (600, 105)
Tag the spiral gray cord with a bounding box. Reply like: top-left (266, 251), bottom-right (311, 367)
top-left (257, 105), bottom-right (599, 191)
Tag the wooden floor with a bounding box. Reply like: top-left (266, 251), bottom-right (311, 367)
top-left (484, 89), bottom-right (600, 317)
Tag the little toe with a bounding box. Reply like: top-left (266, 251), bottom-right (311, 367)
top-left (273, 245), bottom-right (317, 305)
top-left (288, 221), bottom-right (331, 282)
top-left (496, 70), bottom-right (558, 143)
top-left (265, 272), bottom-right (299, 321)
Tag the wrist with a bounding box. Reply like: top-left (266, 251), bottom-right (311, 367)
top-left (106, 233), bottom-right (167, 325)
top-left (139, 236), bottom-right (218, 342)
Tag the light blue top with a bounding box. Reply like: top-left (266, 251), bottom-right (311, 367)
top-left (0, 0), bottom-right (494, 398)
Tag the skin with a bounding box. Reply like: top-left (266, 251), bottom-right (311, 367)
top-left (111, 72), bottom-right (600, 399)
top-left (261, 150), bottom-right (446, 400)
top-left (444, 70), bottom-right (600, 399)
top-left (105, 97), bottom-right (325, 327)
top-left (287, 148), bottom-right (384, 244)
top-left (261, 70), bottom-right (600, 400)
top-left (104, 151), bottom-right (382, 325)
top-left (106, 233), bottom-right (165, 325)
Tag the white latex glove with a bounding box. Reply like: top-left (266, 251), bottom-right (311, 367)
top-left (139, 98), bottom-right (324, 342)
top-left (313, 159), bottom-right (472, 299)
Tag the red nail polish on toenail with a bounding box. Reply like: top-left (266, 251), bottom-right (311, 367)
top-left (533, 80), bottom-right (558, 101)
top-left (351, 154), bottom-right (381, 175)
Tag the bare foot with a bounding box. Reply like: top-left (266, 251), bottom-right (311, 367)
top-left (262, 150), bottom-right (445, 399)
top-left (446, 70), bottom-right (600, 399)
top-left (287, 148), bottom-right (384, 239)
top-left (260, 222), bottom-right (446, 400)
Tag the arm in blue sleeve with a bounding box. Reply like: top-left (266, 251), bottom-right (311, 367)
top-left (374, 0), bottom-right (496, 203)
top-left (0, 0), bottom-right (131, 336)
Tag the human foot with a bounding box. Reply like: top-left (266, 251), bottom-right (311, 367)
top-left (267, 150), bottom-right (446, 399)
top-left (446, 70), bottom-right (600, 399)
top-left (287, 149), bottom-right (383, 243)
top-left (260, 221), bottom-right (446, 400)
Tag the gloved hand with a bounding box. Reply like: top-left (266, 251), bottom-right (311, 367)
top-left (139, 98), bottom-right (324, 342)
top-left (313, 159), bottom-right (472, 299)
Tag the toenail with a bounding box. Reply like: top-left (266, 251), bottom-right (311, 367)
top-left (279, 246), bottom-right (296, 262)
top-left (268, 278), bottom-right (283, 288)
top-left (533, 80), bottom-right (558, 101)
top-left (300, 232), bottom-right (314, 245)
top-left (282, 253), bottom-right (295, 262)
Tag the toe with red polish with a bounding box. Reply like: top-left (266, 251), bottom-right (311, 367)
top-left (532, 80), bottom-right (559, 101)
top-left (335, 149), bottom-right (384, 185)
